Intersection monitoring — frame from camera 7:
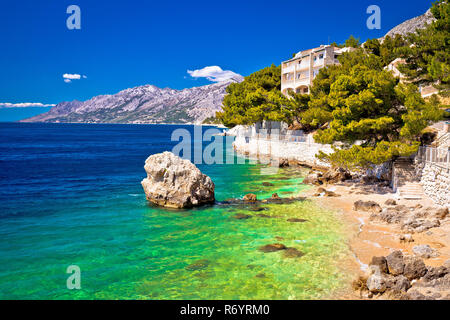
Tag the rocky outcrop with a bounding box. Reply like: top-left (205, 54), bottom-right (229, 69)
top-left (141, 152), bottom-right (215, 208)
top-left (369, 204), bottom-right (448, 233)
top-left (302, 167), bottom-right (352, 186)
top-left (355, 251), bottom-right (450, 300)
top-left (302, 172), bottom-right (323, 185)
top-left (382, 9), bottom-right (435, 40)
top-left (321, 167), bottom-right (352, 183)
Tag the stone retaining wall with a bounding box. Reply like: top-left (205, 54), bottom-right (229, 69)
top-left (233, 134), bottom-right (334, 167)
top-left (415, 161), bottom-right (450, 208)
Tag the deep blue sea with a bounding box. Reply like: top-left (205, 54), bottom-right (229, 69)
top-left (0, 123), bottom-right (349, 299)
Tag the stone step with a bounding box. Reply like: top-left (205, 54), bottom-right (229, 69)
top-left (396, 181), bottom-right (424, 200)
top-left (399, 194), bottom-right (422, 200)
top-left (399, 188), bottom-right (422, 191)
top-left (393, 158), bottom-right (424, 200)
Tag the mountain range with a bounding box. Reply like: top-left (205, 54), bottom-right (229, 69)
top-left (22, 80), bottom-right (240, 124)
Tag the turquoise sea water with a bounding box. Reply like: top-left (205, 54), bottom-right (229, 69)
top-left (0, 123), bottom-right (350, 299)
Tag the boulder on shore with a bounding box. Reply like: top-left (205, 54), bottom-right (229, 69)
top-left (141, 152), bottom-right (215, 209)
top-left (412, 244), bottom-right (439, 259)
top-left (353, 200), bottom-right (382, 213)
top-left (302, 172), bottom-right (323, 185)
top-left (278, 158), bottom-right (289, 168)
top-left (321, 167), bottom-right (352, 184)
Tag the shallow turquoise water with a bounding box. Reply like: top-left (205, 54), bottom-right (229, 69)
top-left (0, 123), bottom-right (350, 299)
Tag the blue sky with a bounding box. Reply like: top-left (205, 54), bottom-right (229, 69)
top-left (0, 0), bottom-right (433, 121)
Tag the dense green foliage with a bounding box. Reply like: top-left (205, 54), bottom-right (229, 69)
top-left (397, 0), bottom-right (450, 96)
top-left (216, 65), bottom-right (290, 127)
top-left (363, 34), bottom-right (407, 65)
top-left (344, 35), bottom-right (360, 48)
top-left (306, 49), bottom-right (443, 169)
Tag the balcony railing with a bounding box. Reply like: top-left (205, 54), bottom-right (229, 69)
top-left (416, 146), bottom-right (450, 170)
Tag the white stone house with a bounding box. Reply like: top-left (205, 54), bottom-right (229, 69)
top-left (281, 45), bottom-right (354, 96)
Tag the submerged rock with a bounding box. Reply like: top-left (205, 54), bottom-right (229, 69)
top-left (185, 259), bottom-right (210, 271)
top-left (233, 213), bottom-right (252, 220)
top-left (258, 243), bottom-right (286, 253)
top-left (282, 248), bottom-right (304, 258)
top-left (141, 152), bottom-right (215, 209)
top-left (287, 218), bottom-right (308, 223)
top-left (255, 213), bottom-right (272, 218)
top-left (262, 182), bottom-right (274, 187)
top-left (248, 206), bottom-right (265, 212)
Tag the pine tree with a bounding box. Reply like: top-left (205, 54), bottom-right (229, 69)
top-left (305, 49), bottom-right (443, 169)
top-left (216, 65), bottom-right (289, 127)
top-left (397, 0), bottom-right (450, 96)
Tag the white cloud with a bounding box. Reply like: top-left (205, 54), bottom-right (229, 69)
top-left (187, 66), bottom-right (243, 82)
top-left (63, 73), bottom-right (81, 80)
top-left (63, 73), bottom-right (87, 83)
top-left (0, 102), bottom-right (56, 108)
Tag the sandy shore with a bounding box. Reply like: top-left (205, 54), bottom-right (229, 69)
top-left (302, 181), bottom-right (450, 299)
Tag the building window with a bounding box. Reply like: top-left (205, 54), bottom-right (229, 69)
top-left (319, 54), bottom-right (324, 59)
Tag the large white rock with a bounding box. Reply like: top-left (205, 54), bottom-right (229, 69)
top-left (141, 152), bottom-right (215, 208)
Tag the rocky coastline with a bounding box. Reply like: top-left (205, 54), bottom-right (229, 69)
top-left (230, 158), bottom-right (450, 299)
top-left (300, 166), bottom-right (450, 300)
